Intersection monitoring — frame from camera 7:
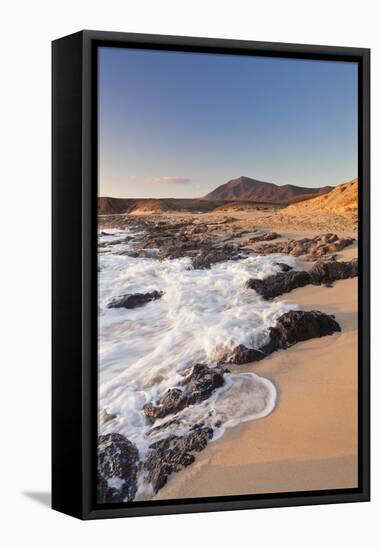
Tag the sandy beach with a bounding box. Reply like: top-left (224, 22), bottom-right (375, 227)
top-left (98, 208), bottom-right (358, 503)
top-left (152, 229), bottom-right (358, 500)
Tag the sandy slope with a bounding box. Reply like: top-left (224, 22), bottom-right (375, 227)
top-left (286, 179), bottom-right (358, 214)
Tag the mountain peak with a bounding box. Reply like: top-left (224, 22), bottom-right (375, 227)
top-left (204, 176), bottom-right (332, 204)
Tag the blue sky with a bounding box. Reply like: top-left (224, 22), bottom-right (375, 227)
top-left (98, 47), bottom-right (358, 198)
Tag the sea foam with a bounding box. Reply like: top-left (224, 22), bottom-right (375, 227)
top-left (98, 229), bottom-right (297, 488)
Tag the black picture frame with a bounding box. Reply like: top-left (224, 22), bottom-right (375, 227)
top-left (52, 30), bottom-right (370, 520)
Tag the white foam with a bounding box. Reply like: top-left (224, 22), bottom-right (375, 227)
top-left (98, 228), bottom-right (297, 487)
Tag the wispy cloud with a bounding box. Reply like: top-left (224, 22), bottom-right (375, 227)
top-left (144, 176), bottom-right (192, 184)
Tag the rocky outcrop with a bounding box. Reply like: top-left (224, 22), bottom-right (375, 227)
top-left (310, 259), bottom-right (358, 285)
top-left (246, 259), bottom-right (358, 299)
top-left (191, 245), bottom-right (243, 269)
top-left (247, 270), bottom-right (311, 299)
top-left (275, 262), bottom-right (293, 272)
top-left (260, 310), bottom-right (341, 355)
top-left (220, 344), bottom-right (266, 365)
top-left (249, 231), bottom-right (280, 243)
top-left (222, 310), bottom-right (341, 365)
top-left (248, 233), bottom-right (354, 259)
top-left (99, 236), bottom-right (133, 247)
top-left (100, 216), bottom-right (251, 269)
top-left (108, 290), bottom-right (163, 309)
top-left (144, 425), bottom-right (214, 493)
top-left (143, 364), bottom-right (227, 422)
top-left (97, 433), bottom-right (140, 503)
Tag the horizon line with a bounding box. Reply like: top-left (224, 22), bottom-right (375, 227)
top-left (98, 175), bottom-right (357, 200)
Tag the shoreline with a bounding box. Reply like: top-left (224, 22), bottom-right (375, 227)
top-left (98, 211), bottom-right (358, 502)
top-left (153, 272), bottom-right (358, 500)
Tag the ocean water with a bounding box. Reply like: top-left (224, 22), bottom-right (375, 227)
top-left (98, 228), bottom-right (297, 495)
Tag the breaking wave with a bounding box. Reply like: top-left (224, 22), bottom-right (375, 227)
top-left (98, 228), bottom-right (297, 494)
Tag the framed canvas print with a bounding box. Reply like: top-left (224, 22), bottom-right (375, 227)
top-left (52, 30), bottom-right (370, 520)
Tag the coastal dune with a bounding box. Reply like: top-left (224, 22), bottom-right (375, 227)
top-left (285, 178), bottom-right (358, 214)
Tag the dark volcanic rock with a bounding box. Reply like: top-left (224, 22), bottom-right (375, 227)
top-left (143, 364), bottom-right (227, 422)
top-left (246, 270), bottom-right (311, 299)
top-left (143, 388), bottom-right (187, 421)
top-left (249, 233), bottom-right (354, 259)
top-left (246, 259), bottom-right (358, 300)
top-left (144, 425), bottom-right (214, 493)
top-left (145, 417), bottom-right (181, 437)
top-left (308, 236), bottom-right (355, 259)
top-left (220, 344), bottom-right (266, 365)
top-left (108, 290), bottom-right (163, 309)
top-left (183, 363), bottom-right (227, 395)
top-left (275, 262), bottom-right (293, 272)
top-left (104, 236), bottom-right (133, 246)
top-left (222, 310), bottom-right (340, 365)
top-left (249, 231), bottom-right (280, 243)
top-left (101, 216), bottom-right (251, 268)
top-left (261, 310), bottom-right (341, 355)
top-left (191, 245), bottom-right (243, 269)
top-left (97, 433), bottom-right (140, 503)
top-left (310, 259), bottom-right (358, 285)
